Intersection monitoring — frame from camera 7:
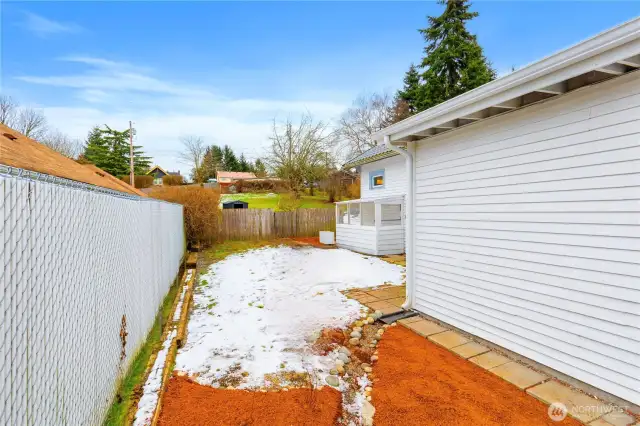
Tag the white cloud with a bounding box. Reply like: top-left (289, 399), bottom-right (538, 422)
top-left (22, 12), bottom-right (82, 37)
top-left (17, 56), bottom-right (349, 173)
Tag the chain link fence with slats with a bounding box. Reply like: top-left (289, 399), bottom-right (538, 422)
top-left (0, 166), bottom-right (185, 425)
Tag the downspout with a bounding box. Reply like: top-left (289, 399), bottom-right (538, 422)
top-left (384, 135), bottom-right (414, 310)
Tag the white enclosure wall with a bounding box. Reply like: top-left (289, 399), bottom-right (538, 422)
top-left (412, 72), bottom-right (640, 405)
top-left (0, 172), bottom-right (185, 425)
top-left (360, 156), bottom-right (406, 199)
top-left (336, 225), bottom-right (377, 255)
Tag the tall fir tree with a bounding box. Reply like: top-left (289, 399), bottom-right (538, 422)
top-left (83, 125), bottom-right (151, 176)
top-left (222, 145), bottom-right (240, 171)
top-left (416, 0), bottom-right (495, 111)
top-left (238, 153), bottom-right (251, 172)
top-left (397, 64), bottom-right (422, 115)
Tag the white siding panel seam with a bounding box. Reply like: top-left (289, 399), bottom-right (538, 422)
top-left (414, 284), bottom-right (640, 369)
top-left (415, 108), bottom-right (640, 174)
top-left (414, 292), bottom-right (640, 389)
top-left (415, 251), bottom-right (640, 303)
top-left (414, 269), bottom-right (640, 342)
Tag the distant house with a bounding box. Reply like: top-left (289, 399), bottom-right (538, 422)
top-left (216, 171), bottom-right (257, 188)
top-left (147, 165), bottom-right (182, 185)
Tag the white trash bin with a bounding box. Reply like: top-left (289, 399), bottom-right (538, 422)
top-left (319, 231), bottom-right (335, 245)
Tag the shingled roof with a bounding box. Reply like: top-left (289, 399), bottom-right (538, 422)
top-left (0, 123), bottom-right (145, 197)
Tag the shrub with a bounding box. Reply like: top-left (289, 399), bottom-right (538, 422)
top-left (346, 178), bottom-right (361, 199)
top-left (163, 175), bottom-right (184, 186)
top-left (119, 175), bottom-right (154, 189)
top-left (149, 186), bottom-right (221, 247)
top-left (277, 193), bottom-right (301, 211)
top-left (238, 179), bottom-right (288, 193)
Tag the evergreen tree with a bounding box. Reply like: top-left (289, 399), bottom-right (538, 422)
top-left (222, 145), bottom-right (240, 171)
top-left (397, 64), bottom-right (422, 115)
top-left (238, 153), bottom-right (251, 172)
top-left (253, 158), bottom-right (267, 178)
top-left (416, 0), bottom-right (495, 111)
top-left (83, 126), bottom-right (109, 167)
top-left (83, 125), bottom-right (151, 176)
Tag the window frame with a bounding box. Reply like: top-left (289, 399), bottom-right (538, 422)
top-left (369, 169), bottom-right (385, 189)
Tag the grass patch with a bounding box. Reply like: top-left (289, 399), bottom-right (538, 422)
top-left (103, 276), bottom-right (183, 426)
top-left (220, 193), bottom-right (334, 210)
top-left (200, 240), bottom-right (274, 269)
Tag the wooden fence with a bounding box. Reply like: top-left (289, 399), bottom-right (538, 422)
top-left (220, 208), bottom-right (336, 240)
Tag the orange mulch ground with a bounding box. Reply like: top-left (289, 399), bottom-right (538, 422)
top-left (157, 376), bottom-right (342, 425)
top-left (372, 326), bottom-right (582, 426)
top-left (288, 237), bottom-right (333, 248)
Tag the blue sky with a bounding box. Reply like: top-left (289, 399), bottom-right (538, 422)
top-left (2, 1), bottom-right (638, 172)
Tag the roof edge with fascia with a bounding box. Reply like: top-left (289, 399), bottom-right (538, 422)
top-left (373, 17), bottom-right (640, 144)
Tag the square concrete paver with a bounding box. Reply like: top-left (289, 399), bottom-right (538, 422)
top-left (598, 411), bottom-right (636, 426)
top-left (398, 315), bottom-right (422, 326)
top-left (469, 351), bottom-right (511, 370)
top-left (403, 319), bottom-right (447, 337)
top-left (387, 286), bottom-right (406, 297)
top-left (387, 297), bottom-right (405, 307)
top-left (366, 289), bottom-right (397, 301)
top-left (589, 419), bottom-right (616, 426)
top-left (451, 342), bottom-right (490, 359)
top-left (428, 330), bottom-right (469, 349)
top-left (354, 294), bottom-right (379, 304)
top-left (527, 381), bottom-right (613, 423)
top-left (365, 300), bottom-right (402, 315)
top-left (489, 362), bottom-right (547, 390)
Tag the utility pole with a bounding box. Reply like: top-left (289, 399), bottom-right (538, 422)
top-left (129, 121), bottom-right (134, 186)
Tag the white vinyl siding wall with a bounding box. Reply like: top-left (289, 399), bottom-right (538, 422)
top-left (412, 71), bottom-right (640, 405)
top-left (335, 225), bottom-right (377, 255)
top-left (361, 156), bottom-right (406, 199)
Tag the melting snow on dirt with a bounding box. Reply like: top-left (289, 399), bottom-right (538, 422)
top-left (174, 246), bottom-right (404, 388)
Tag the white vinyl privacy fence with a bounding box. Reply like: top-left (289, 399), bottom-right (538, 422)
top-left (0, 166), bottom-right (185, 425)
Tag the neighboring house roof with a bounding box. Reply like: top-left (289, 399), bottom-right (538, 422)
top-left (0, 123), bottom-right (143, 196)
top-left (373, 17), bottom-right (640, 144)
top-left (343, 145), bottom-right (399, 168)
top-left (216, 171), bottom-right (257, 180)
top-left (168, 171), bottom-right (182, 176)
top-left (147, 165), bottom-right (169, 176)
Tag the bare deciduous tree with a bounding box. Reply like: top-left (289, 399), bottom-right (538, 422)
top-left (179, 135), bottom-right (206, 183)
top-left (40, 129), bottom-right (82, 159)
top-left (0, 95), bottom-right (49, 140)
top-left (337, 92), bottom-right (395, 160)
top-left (266, 114), bottom-right (335, 197)
top-left (0, 95), bottom-right (18, 126)
top-left (16, 108), bottom-right (48, 140)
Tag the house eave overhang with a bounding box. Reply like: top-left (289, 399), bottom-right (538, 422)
top-left (373, 17), bottom-right (640, 145)
top-left (343, 150), bottom-right (399, 168)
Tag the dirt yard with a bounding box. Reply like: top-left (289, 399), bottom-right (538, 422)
top-left (371, 326), bottom-right (582, 426)
top-left (158, 376), bottom-right (342, 425)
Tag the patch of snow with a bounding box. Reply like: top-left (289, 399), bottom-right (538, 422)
top-left (173, 286), bottom-right (188, 322)
top-left (342, 374), bottom-right (371, 422)
top-left (133, 268), bottom-right (195, 425)
top-left (175, 246), bottom-right (403, 389)
top-left (133, 330), bottom-right (177, 426)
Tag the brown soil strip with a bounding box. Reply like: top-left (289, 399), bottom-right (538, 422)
top-left (157, 376), bottom-right (342, 425)
top-left (372, 326), bottom-right (582, 426)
